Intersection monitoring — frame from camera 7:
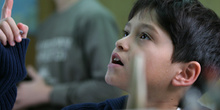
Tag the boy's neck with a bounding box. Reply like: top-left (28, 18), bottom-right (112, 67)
top-left (146, 101), bottom-right (179, 110)
top-left (145, 92), bottom-right (181, 110)
top-left (54, 0), bottom-right (79, 13)
top-left (127, 94), bottom-right (180, 109)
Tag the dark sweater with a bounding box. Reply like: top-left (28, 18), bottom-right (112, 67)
top-left (62, 95), bottom-right (128, 110)
top-left (62, 95), bottom-right (212, 110)
top-left (0, 39), bottom-right (30, 110)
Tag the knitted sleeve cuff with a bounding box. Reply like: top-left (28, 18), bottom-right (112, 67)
top-left (0, 39), bottom-right (30, 96)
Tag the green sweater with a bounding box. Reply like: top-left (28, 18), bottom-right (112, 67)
top-left (35, 0), bottom-right (122, 109)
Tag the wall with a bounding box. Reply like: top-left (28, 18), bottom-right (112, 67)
top-left (200, 0), bottom-right (220, 16)
top-left (99, 0), bottom-right (134, 37)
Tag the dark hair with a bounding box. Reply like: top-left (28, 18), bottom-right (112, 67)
top-left (129, 0), bottom-right (220, 106)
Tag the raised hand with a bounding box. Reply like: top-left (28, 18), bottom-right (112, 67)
top-left (0, 0), bottom-right (28, 46)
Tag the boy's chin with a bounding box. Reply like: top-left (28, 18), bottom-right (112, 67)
top-left (105, 75), bottom-right (128, 91)
top-left (105, 72), bottom-right (113, 85)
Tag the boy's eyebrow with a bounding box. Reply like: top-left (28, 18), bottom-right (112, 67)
top-left (141, 24), bottom-right (158, 34)
top-left (125, 23), bottom-right (131, 28)
top-left (125, 23), bottom-right (158, 34)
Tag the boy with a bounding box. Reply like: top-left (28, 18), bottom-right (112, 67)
top-left (63, 0), bottom-right (220, 109)
top-left (1, 0), bottom-right (220, 110)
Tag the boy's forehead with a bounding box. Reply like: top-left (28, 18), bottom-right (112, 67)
top-left (127, 9), bottom-right (173, 43)
top-left (127, 9), bottom-right (158, 28)
top-left (133, 9), bottom-right (158, 25)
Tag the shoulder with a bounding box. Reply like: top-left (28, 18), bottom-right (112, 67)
top-left (62, 95), bottom-right (128, 110)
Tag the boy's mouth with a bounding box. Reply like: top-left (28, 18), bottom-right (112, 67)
top-left (112, 53), bottom-right (124, 66)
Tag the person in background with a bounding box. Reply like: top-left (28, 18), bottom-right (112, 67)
top-left (13, 0), bottom-right (122, 110)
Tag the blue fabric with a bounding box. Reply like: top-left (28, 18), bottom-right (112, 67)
top-left (62, 95), bottom-right (128, 110)
top-left (0, 39), bottom-right (30, 110)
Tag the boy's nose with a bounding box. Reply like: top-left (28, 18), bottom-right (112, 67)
top-left (115, 37), bottom-right (130, 51)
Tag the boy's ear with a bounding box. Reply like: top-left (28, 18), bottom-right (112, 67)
top-left (172, 61), bottom-right (201, 86)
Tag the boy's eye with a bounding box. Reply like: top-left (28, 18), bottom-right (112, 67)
top-left (123, 30), bottom-right (129, 37)
top-left (139, 33), bottom-right (151, 40)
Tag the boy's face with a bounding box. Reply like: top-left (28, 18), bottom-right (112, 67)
top-left (105, 10), bottom-right (183, 99)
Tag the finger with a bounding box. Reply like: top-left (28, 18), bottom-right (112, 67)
top-left (5, 17), bottom-right (21, 42)
top-left (0, 20), bottom-right (15, 46)
top-left (27, 65), bottom-right (39, 80)
top-left (17, 23), bottom-right (28, 38)
top-left (0, 29), bottom-right (7, 45)
top-left (1, 0), bottom-right (13, 19)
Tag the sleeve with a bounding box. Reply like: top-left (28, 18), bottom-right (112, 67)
top-left (0, 39), bottom-right (30, 109)
top-left (49, 9), bottom-right (122, 105)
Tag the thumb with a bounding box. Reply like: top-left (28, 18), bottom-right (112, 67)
top-left (26, 65), bottom-right (40, 80)
top-left (17, 23), bottom-right (28, 38)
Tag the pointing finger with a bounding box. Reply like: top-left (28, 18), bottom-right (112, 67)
top-left (1, 0), bottom-right (13, 19)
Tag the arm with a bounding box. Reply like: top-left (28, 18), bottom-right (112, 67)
top-left (0, 39), bottom-right (30, 110)
top-left (0, 0), bottom-right (29, 93)
top-left (0, 0), bottom-right (29, 109)
top-left (0, 39), bottom-right (30, 95)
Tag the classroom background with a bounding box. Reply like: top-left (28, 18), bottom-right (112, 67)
top-left (0, 0), bottom-right (219, 67)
